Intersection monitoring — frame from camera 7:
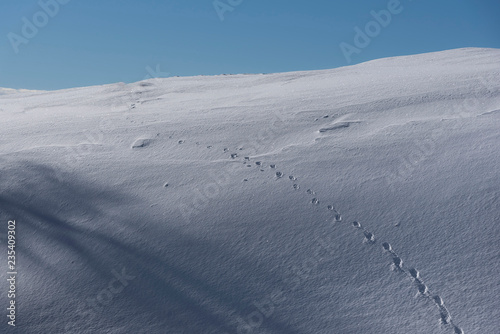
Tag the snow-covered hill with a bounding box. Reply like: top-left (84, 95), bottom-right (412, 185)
top-left (1, 47), bottom-right (499, 334)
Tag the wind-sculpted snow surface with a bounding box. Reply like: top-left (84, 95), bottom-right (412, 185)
top-left (0, 48), bottom-right (499, 333)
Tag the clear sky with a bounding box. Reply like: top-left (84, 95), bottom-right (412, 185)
top-left (1, 0), bottom-right (499, 90)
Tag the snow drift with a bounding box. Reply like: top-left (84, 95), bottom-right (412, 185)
top-left (0, 47), bottom-right (499, 334)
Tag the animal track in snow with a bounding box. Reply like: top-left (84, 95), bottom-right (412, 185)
top-left (440, 309), bottom-right (451, 325)
top-left (409, 268), bottom-right (420, 279)
top-left (363, 231), bottom-right (375, 243)
top-left (416, 282), bottom-right (429, 295)
top-left (196, 137), bottom-right (466, 334)
top-left (377, 243), bottom-right (463, 333)
top-left (392, 257), bottom-right (403, 270)
top-left (352, 221), bottom-right (362, 229)
top-left (433, 295), bottom-right (443, 306)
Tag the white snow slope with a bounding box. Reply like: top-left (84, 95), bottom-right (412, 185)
top-left (0, 48), bottom-right (499, 334)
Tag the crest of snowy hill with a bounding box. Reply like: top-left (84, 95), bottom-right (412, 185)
top-left (0, 48), bottom-right (499, 334)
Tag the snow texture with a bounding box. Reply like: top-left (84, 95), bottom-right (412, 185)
top-left (0, 48), bottom-right (499, 333)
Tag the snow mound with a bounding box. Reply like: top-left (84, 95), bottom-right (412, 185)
top-left (0, 48), bottom-right (499, 334)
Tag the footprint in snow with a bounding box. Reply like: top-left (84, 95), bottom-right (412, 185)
top-left (289, 175), bottom-right (297, 181)
top-left (231, 153), bottom-right (238, 159)
top-left (433, 295), bottom-right (443, 306)
top-left (416, 282), bottom-right (428, 295)
top-left (276, 172), bottom-right (284, 178)
top-left (382, 242), bottom-right (392, 252)
top-left (440, 310), bottom-right (451, 324)
top-left (270, 164), bottom-right (276, 169)
top-left (306, 189), bottom-right (316, 195)
top-left (363, 231), bottom-right (375, 243)
top-left (392, 257), bottom-right (403, 270)
top-left (293, 184), bottom-right (300, 190)
top-left (409, 268), bottom-right (420, 279)
top-left (178, 140), bottom-right (185, 144)
top-left (311, 198), bottom-right (320, 205)
top-left (352, 221), bottom-right (362, 229)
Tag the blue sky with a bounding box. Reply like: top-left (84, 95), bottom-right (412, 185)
top-left (1, 0), bottom-right (499, 90)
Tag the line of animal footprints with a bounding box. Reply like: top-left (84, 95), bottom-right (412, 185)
top-left (377, 240), bottom-right (463, 333)
top-left (233, 153), bottom-right (464, 334)
top-left (156, 136), bottom-right (464, 334)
